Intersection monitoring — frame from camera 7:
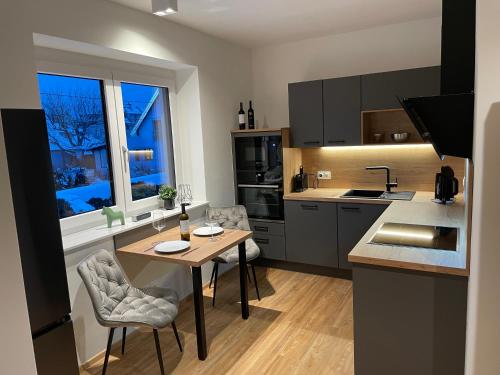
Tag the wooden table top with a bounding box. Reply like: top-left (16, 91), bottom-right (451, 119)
top-left (116, 225), bottom-right (253, 267)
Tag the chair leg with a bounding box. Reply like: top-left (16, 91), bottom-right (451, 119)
top-left (102, 328), bottom-right (115, 375)
top-left (153, 329), bottom-right (166, 375)
top-left (246, 263), bottom-right (252, 284)
top-left (121, 327), bottom-right (127, 355)
top-left (209, 263), bottom-right (216, 289)
top-left (171, 321), bottom-right (183, 352)
top-left (212, 262), bottom-right (219, 307)
top-left (251, 264), bottom-right (261, 301)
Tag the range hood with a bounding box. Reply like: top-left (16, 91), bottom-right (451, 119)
top-left (400, 0), bottom-right (476, 160)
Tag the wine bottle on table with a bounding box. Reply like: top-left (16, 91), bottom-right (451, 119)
top-left (179, 203), bottom-right (190, 241)
top-left (238, 102), bottom-right (246, 130)
top-left (248, 100), bottom-right (255, 129)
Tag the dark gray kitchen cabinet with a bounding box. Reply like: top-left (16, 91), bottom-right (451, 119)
top-left (323, 76), bottom-right (361, 146)
top-left (249, 219), bottom-right (286, 261)
top-left (353, 265), bottom-right (467, 375)
top-left (361, 66), bottom-right (441, 110)
top-left (253, 234), bottom-right (286, 261)
top-left (337, 203), bottom-right (388, 269)
top-left (284, 200), bottom-right (338, 267)
top-left (288, 80), bottom-right (323, 147)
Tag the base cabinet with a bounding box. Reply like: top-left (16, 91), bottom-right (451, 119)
top-left (353, 265), bottom-right (467, 375)
top-left (337, 203), bottom-right (388, 269)
top-left (284, 201), bottom-right (338, 267)
top-left (249, 219), bottom-right (286, 261)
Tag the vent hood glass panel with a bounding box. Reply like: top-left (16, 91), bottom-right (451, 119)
top-left (400, 93), bottom-right (474, 160)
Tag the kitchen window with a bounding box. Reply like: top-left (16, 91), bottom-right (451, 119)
top-left (116, 82), bottom-right (176, 210)
top-left (37, 67), bottom-right (177, 229)
top-left (37, 73), bottom-right (115, 219)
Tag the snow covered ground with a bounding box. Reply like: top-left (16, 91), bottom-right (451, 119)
top-left (56, 172), bottom-right (170, 215)
top-left (56, 180), bottom-right (112, 214)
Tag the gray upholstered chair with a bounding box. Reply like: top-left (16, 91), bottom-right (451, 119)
top-left (77, 249), bottom-right (182, 375)
top-left (207, 205), bottom-right (261, 307)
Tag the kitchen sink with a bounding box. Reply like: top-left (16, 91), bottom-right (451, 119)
top-left (340, 189), bottom-right (416, 201)
top-left (340, 189), bottom-right (385, 199)
top-left (380, 191), bottom-right (416, 201)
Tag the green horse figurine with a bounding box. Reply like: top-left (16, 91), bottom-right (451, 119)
top-left (101, 206), bottom-right (125, 228)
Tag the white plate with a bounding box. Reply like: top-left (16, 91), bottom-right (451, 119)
top-left (193, 226), bottom-right (224, 237)
top-left (154, 241), bottom-right (190, 254)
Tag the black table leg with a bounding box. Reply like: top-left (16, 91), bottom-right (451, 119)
top-left (239, 242), bottom-right (249, 319)
top-left (191, 266), bottom-right (207, 360)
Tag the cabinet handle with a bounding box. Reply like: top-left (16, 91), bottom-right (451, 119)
top-left (304, 141), bottom-right (321, 145)
top-left (341, 206), bottom-right (361, 211)
top-left (327, 140), bottom-right (346, 144)
top-left (254, 226), bottom-right (269, 232)
top-left (301, 204), bottom-right (319, 210)
top-left (254, 238), bottom-right (270, 245)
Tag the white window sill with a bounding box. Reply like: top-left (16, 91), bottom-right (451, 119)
top-left (62, 201), bottom-right (209, 252)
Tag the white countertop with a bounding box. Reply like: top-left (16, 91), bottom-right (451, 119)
top-left (284, 188), bottom-right (469, 276)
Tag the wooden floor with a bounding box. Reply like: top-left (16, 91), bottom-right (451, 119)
top-left (80, 266), bottom-right (354, 375)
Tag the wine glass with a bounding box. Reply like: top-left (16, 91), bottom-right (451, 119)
top-left (152, 211), bottom-right (166, 245)
top-left (205, 208), bottom-right (218, 242)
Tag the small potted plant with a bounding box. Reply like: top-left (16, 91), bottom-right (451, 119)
top-left (158, 185), bottom-right (177, 210)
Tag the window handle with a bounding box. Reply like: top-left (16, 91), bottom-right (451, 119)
top-left (121, 145), bottom-right (128, 173)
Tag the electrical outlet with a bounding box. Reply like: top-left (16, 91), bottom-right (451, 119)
top-left (317, 170), bottom-right (332, 180)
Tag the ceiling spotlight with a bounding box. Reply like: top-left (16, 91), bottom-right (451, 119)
top-left (152, 0), bottom-right (178, 16)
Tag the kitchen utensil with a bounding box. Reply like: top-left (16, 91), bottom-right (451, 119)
top-left (372, 133), bottom-right (383, 143)
top-left (391, 132), bottom-right (409, 143)
top-left (154, 240), bottom-right (190, 254)
top-left (178, 184), bottom-right (193, 206)
top-left (193, 226), bottom-right (224, 237)
top-left (152, 211), bottom-right (166, 245)
top-left (434, 166), bottom-right (459, 204)
top-left (293, 165), bottom-right (308, 192)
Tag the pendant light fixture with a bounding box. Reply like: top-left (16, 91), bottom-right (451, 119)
top-left (152, 0), bottom-right (178, 16)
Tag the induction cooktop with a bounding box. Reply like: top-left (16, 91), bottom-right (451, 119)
top-left (369, 223), bottom-right (458, 251)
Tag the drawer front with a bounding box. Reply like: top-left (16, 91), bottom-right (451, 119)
top-left (249, 220), bottom-right (285, 236)
top-left (253, 233), bottom-right (286, 261)
top-left (337, 203), bottom-right (388, 269)
top-left (284, 200), bottom-right (338, 267)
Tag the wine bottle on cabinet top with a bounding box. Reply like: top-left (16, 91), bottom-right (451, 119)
top-left (238, 102), bottom-right (246, 130)
top-left (248, 101), bottom-right (255, 129)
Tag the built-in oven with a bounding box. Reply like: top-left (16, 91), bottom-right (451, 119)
top-left (234, 134), bottom-right (283, 185)
top-left (233, 132), bottom-right (284, 220)
top-left (237, 184), bottom-right (284, 220)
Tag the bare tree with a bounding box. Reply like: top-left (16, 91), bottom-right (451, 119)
top-left (41, 89), bottom-right (103, 153)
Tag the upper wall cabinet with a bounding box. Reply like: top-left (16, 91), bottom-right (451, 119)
top-left (288, 66), bottom-right (440, 148)
top-left (361, 66), bottom-right (441, 111)
top-left (288, 80), bottom-right (324, 148)
top-left (323, 76), bottom-right (361, 146)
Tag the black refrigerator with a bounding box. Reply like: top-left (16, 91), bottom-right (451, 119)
top-left (1, 109), bottom-right (79, 374)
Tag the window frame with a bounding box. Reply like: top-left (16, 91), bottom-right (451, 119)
top-left (36, 61), bottom-right (180, 233)
top-left (111, 71), bottom-right (180, 215)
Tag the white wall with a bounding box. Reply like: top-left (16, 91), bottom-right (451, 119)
top-left (465, 0), bottom-right (500, 373)
top-left (251, 17), bottom-right (441, 128)
top-left (0, 0), bottom-right (252, 369)
top-left (0, 2), bottom-right (44, 374)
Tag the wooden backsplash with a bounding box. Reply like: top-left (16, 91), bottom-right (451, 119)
top-left (294, 145), bottom-right (466, 192)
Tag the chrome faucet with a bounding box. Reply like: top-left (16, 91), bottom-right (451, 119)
top-left (366, 166), bottom-right (398, 192)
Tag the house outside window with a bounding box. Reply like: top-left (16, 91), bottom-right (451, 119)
top-left (38, 73), bottom-right (115, 218)
top-left (120, 82), bottom-right (175, 201)
top-left (37, 69), bottom-right (177, 225)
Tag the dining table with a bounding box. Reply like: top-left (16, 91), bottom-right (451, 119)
top-left (115, 225), bottom-right (253, 360)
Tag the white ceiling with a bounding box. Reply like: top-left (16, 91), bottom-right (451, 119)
top-left (109, 0), bottom-right (441, 47)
